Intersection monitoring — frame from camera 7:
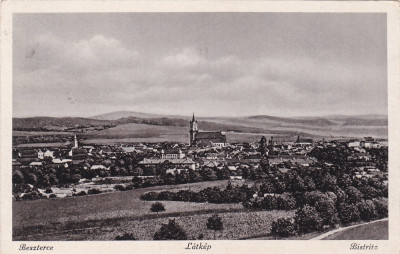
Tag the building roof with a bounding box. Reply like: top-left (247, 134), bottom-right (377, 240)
top-left (29, 162), bottom-right (43, 166)
top-left (121, 147), bottom-right (136, 153)
top-left (196, 131), bottom-right (226, 140)
top-left (91, 165), bottom-right (107, 170)
top-left (162, 148), bottom-right (182, 154)
top-left (139, 158), bottom-right (194, 165)
top-left (71, 148), bottom-right (87, 155)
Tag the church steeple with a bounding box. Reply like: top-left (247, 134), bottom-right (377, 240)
top-left (74, 134), bottom-right (79, 148)
top-left (189, 113), bottom-right (198, 146)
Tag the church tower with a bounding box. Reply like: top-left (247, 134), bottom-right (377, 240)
top-left (74, 134), bottom-right (79, 148)
top-left (189, 113), bottom-right (198, 146)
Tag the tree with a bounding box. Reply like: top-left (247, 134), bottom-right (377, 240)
top-left (12, 170), bottom-right (24, 184)
top-left (176, 170), bottom-right (190, 184)
top-left (132, 167), bottom-right (144, 176)
top-left (201, 168), bottom-right (218, 181)
top-left (276, 194), bottom-right (297, 210)
top-left (359, 185), bottom-right (379, 200)
top-left (87, 188), bottom-right (101, 195)
top-left (274, 181), bottom-right (287, 194)
top-left (304, 176), bottom-right (316, 191)
top-left (337, 173), bottom-right (352, 189)
top-left (260, 180), bottom-right (275, 194)
top-left (372, 198), bottom-right (388, 218)
top-left (338, 203), bottom-right (360, 224)
top-left (206, 213), bottom-right (224, 239)
top-left (294, 205), bottom-right (323, 233)
top-left (259, 136), bottom-right (267, 156)
top-left (150, 202), bottom-right (165, 214)
top-left (291, 175), bottom-right (306, 192)
top-left (153, 219), bottom-right (188, 240)
top-left (317, 173), bottom-right (337, 192)
top-left (345, 186), bottom-right (363, 204)
top-left (357, 200), bottom-right (378, 221)
top-left (314, 198), bottom-right (339, 227)
top-left (271, 217), bottom-right (296, 237)
top-left (261, 195), bottom-right (278, 210)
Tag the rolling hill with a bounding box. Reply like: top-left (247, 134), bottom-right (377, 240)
top-left (12, 112), bottom-right (388, 143)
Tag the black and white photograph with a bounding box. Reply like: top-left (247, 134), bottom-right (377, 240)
top-left (1, 1), bottom-right (400, 254)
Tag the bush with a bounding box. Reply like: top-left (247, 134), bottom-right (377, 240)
top-left (153, 219), bottom-right (187, 240)
top-left (357, 200), bottom-right (378, 221)
top-left (206, 213), bottom-right (224, 239)
top-left (114, 185), bottom-right (126, 191)
top-left (372, 198), bottom-right (388, 218)
top-left (72, 191), bottom-right (87, 196)
top-left (150, 202), bottom-right (165, 214)
top-left (45, 188), bottom-right (53, 194)
top-left (294, 205), bottom-right (323, 233)
top-left (21, 191), bottom-right (44, 200)
top-left (338, 203), bottom-right (360, 224)
top-left (115, 233), bottom-right (137, 240)
top-left (87, 188), bottom-right (101, 195)
top-left (49, 194), bottom-right (57, 198)
top-left (158, 191), bottom-right (174, 200)
top-left (271, 217), bottom-right (296, 237)
top-left (140, 192), bottom-right (159, 201)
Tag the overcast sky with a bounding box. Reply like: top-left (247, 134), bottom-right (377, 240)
top-left (13, 13), bottom-right (387, 118)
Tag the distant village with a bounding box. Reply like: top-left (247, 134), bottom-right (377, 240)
top-left (12, 114), bottom-right (388, 200)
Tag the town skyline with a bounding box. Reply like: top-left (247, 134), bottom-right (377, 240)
top-left (13, 13), bottom-right (387, 118)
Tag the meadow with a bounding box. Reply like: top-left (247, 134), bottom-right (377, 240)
top-left (322, 220), bottom-right (388, 240)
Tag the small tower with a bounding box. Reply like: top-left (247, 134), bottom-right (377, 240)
top-left (189, 113), bottom-right (198, 146)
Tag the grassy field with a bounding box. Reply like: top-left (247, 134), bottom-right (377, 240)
top-left (322, 220), bottom-right (388, 240)
top-left (84, 123), bottom-right (187, 140)
top-left (13, 131), bottom-right (71, 136)
top-left (13, 180), bottom-right (231, 229)
top-left (14, 209), bottom-right (294, 241)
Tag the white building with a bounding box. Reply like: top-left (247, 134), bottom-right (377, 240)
top-left (161, 149), bottom-right (185, 159)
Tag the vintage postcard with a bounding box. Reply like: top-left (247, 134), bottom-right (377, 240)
top-left (1, 1), bottom-right (399, 254)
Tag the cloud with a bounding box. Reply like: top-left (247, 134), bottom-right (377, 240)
top-left (162, 48), bottom-right (206, 68)
top-left (13, 34), bottom-right (387, 117)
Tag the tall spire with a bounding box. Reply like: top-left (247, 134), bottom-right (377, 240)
top-left (192, 112), bottom-right (195, 122)
top-left (74, 134), bottom-right (78, 148)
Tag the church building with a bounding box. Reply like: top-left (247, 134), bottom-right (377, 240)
top-left (189, 113), bottom-right (227, 147)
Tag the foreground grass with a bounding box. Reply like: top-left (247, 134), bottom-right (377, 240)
top-left (14, 209), bottom-right (294, 241)
top-left (13, 178), bottom-right (295, 241)
top-left (322, 220), bottom-right (388, 240)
